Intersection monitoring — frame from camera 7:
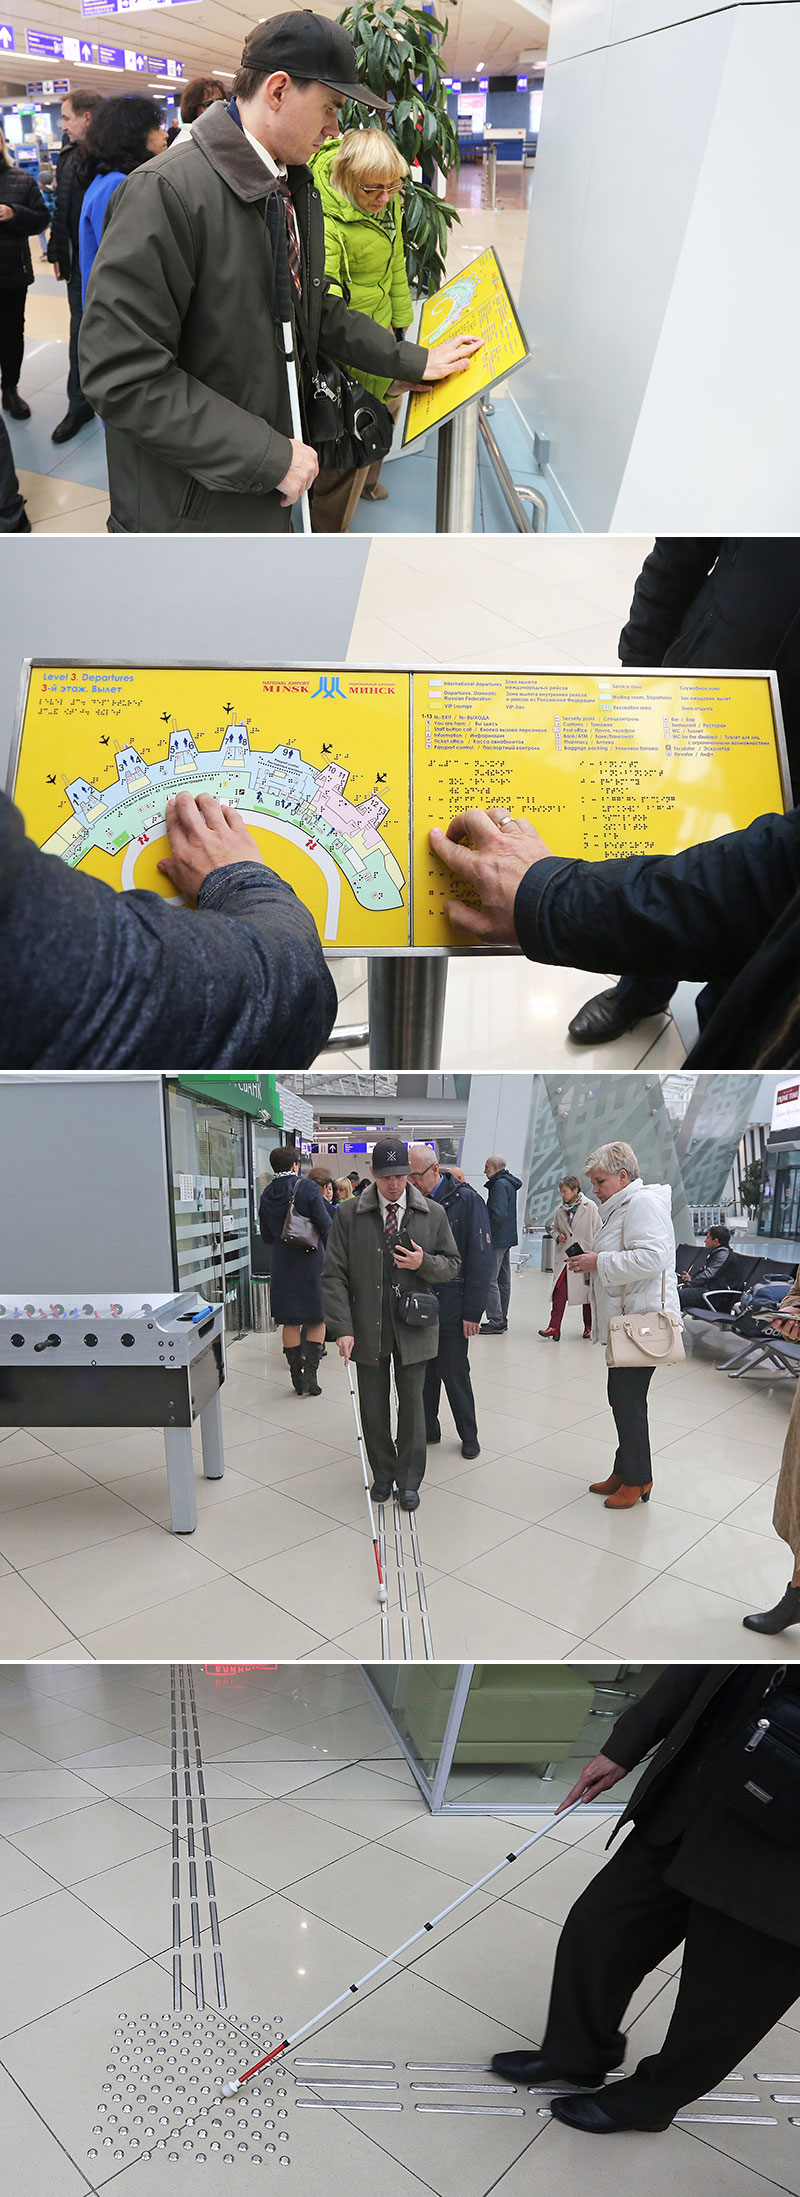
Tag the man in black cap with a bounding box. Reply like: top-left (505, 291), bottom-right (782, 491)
top-left (408, 1143), bottom-right (493, 1460)
top-left (323, 1135), bottom-right (460, 1508)
top-left (79, 10), bottom-right (481, 532)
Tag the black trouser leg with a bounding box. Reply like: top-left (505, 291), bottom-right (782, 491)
top-left (356, 1358), bottom-right (397, 1486)
top-left (0, 414), bottom-right (25, 530)
top-left (542, 1831), bottom-right (690, 2081)
top-left (0, 288), bottom-right (26, 392)
top-left (434, 1322), bottom-right (478, 1446)
top-left (498, 1249), bottom-right (511, 1324)
top-left (66, 265), bottom-right (87, 411)
top-left (423, 1358), bottom-right (442, 1436)
top-left (608, 1870), bottom-right (800, 2126)
top-left (393, 1356), bottom-right (428, 1492)
top-left (606, 1366), bottom-right (655, 1486)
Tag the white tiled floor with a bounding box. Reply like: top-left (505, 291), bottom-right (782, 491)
top-left (1, 1271), bottom-right (795, 1664)
top-left (0, 1662), bottom-right (797, 2197)
top-left (326, 532), bottom-right (693, 1070)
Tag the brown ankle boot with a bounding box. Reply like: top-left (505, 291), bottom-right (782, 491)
top-left (604, 1481), bottom-right (653, 1509)
top-left (589, 1472), bottom-right (622, 1495)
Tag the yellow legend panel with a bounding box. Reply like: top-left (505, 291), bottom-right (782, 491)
top-left (13, 666), bottom-right (412, 948)
top-left (403, 247), bottom-right (528, 446)
top-left (411, 671), bottom-right (785, 945)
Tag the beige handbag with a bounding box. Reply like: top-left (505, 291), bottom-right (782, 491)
top-left (604, 1216), bottom-right (685, 1368)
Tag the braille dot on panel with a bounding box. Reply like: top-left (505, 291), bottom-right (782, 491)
top-left (266, 2144), bottom-right (275, 2154)
top-left (87, 2150), bottom-right (97, 2160)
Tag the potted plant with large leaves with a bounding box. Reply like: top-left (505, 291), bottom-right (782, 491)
top-left (337, 0), bottom-right (461, 294)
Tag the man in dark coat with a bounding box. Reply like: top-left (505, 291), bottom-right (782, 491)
top-left (678, 1223), bottom-right (743, 1310)
top-left (566, 537), bottom-right (800, 1048)
top-left (428, 803), bottom-right (800, 1069)
top-left (78, 13), bottom-right (480, 532)
top-left (0, 787), bottom-right (337, 1068)
top-left (408, 1145), bottom-right (493, 1461)
top-left (481, 1154), bottom-right (522, 1333)
top-left (491, 1664), bottom-right (800, 2132)
top-left (322, 1136), bottom-right (460, 1508)
top-left (47, 89), bottom-right (105, 443)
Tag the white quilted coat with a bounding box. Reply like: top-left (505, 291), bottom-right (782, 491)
top-left (590, 1178), bottom-right (682, 1347)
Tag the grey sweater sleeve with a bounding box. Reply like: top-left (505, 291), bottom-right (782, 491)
top-left (0, 794), bottom-right (337, 1068)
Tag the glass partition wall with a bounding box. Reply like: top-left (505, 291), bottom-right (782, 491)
top-left (364, 1664), bottom-right (662, 1813)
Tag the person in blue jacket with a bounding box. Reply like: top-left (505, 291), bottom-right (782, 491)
top-left (409, 1146), bottom-right (494, 1460)
top-left (481, 1153), bottom-right (522, 1334)
top-left (0, 786), bottom-right (337, 1068)
top-left (259, 1148), bottom-right (332, 1395)
top-left (79, 96), bottom-right (167, 305)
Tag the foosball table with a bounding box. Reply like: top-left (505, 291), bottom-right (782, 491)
top-left (0, 1292), bottom-right (226, 1533)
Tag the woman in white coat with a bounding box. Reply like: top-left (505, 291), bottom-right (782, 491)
top-left (540, 1174), bottom-right (600, 1339)
top-left (567, 1140), bottom-right (681, 1511)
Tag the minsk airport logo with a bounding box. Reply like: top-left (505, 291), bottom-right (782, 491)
top-left (311, 675), bottom-right (346, 701)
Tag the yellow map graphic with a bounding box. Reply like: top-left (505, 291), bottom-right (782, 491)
top-left (411, 671), bottom-right (786, 945)
top-left (11, 667), bottom-right (785, 952)
top-left (12, 666), bottom-right (412, 949)
top-left (403, 247), bottom-right (528, 445)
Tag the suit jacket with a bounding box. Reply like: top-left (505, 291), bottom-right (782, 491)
top-left (604, 1665), bottom-right (800, 1947)
top-left (322, 1181), bottom-right (460, 1367)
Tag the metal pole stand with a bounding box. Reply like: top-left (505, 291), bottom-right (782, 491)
top-left (368, 957), bottom-right (447, 1068)
top-left (436, 402), bottom-right (478, 532)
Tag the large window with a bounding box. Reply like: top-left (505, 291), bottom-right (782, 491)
top-left (365, 1663), bottom-right (661, 1812)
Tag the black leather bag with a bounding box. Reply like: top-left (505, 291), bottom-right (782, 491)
top-left (306, 355), bottom-right (395, 471)
top-left (697, 1674), bottom-right (800, 1842)
top-left (392, 1285), bottom-right (439, 1329)
top-left (281, 1190), bottom-right (320, 1254)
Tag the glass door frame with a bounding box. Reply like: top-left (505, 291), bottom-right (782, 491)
top-left (362, 1664), bottom-right (628, 1817)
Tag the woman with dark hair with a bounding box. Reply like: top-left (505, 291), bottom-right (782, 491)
top-left (259, 1147), bottom-right (332, 1397)
top-left (79, 97), bottom-right (166, 303)
top-left (0, 124), bottom-right (49, 420)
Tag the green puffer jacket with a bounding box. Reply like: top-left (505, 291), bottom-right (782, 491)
top-left (310, 138), bottom-right (414, 401)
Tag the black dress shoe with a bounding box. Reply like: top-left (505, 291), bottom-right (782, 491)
top-left (461, 1439), bottom-right (480, 1459)
top-left (2, 388), bottom-right (31, 420)
top-left (480, 1321), bottom-right (506, 1334)
top-left (568, 988), bottom-right (653, 1046)
top-left (398, 1489), bottom-right (420, 1511)
top-left (491, 2051), bottom-right (600, 2086)
top-left (51, 402), bottom-right (94, 444)
top-left (370, 1481), bottom-right (393, 1503)
top-left (550, 2091), bottom-right (670, 2133)
top-left (743, 1582), bottom-right (800, 1632)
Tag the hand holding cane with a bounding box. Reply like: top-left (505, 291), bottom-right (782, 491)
top-left (265, 189), bottom-right (312, 535)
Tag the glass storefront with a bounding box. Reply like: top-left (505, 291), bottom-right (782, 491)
top-left (167, 1087), bottom-right (251, 1337)
top-left (761, 1148), bottom-right (800, 1240)
top-left (365, 1663), bottom-right (662, 1812)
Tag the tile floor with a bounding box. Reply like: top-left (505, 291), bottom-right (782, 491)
top-left (0, 1270), bottom-right (795, 1664)
top-left (0, 1661), bottom-right (797, 2197)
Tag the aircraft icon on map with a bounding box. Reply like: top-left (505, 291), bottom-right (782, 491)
top-left (321, 743), bottom-right (332, 755)
top-left (99, 735), bottom-right (110, 746)
top-left (46, 774), bottom-right (56, 785)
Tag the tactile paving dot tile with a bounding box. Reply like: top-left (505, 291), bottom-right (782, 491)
top-left (89, 2013), bottom-right (292, 2170)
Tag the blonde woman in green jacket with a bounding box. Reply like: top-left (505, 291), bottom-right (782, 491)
top-left (310, 129), bottom-right (412, 532)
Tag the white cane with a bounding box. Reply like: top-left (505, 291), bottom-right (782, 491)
top-left (346, 1356), bottom-right (388, 1612)
top-left (266, 191), bottom-right (312, 536)
top-left (221, 1800), bottom-right (584, 2094)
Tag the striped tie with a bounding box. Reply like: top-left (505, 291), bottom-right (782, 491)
top-left (275, 179), bottom-right (302, 303)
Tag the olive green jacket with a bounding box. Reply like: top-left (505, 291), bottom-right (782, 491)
top-left (79, 102), bottom-right (427, 532)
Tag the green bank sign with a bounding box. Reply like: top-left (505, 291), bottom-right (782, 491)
top-left (177, 1075), bottom-right (284, 1124)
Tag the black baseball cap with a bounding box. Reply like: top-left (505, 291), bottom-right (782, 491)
top-left (241, 11), bottom-right (389, 112)
top-left (371, 1136), bottom-right (410, 1177)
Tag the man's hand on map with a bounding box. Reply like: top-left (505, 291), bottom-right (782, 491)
top-left (157, 792), bottom-right (266, 899)
top-left (428, 807), bottom-right (554, 945)
top-left (419, 334), bottom-right (484, 383)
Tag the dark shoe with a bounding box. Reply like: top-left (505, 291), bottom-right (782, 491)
top-left (399, 1489), bottom-right (420, 1511)
top-left (492, 2051), bottom-right (600, 2087)
top-left (301, 1341), bottom-right (324, 1396)
top-left (51, 402), bottom-right (94, 444)
top-left (370, 1480), bottom-right (393, 1502)
top-left (3, 506), bottom-right (30, 533)
top-left (743, 1582), bottom-right (800, 1633)
top-left (539, 1328), bottom-right (561, 1340)
top-left (461, 1440), bottom-right (480, 1459)
top-left (550, 2091), bottom-right (670, 2134)
top-left (284, 1344), bottom-right (305, 1395)
top-left (2, 388), bottom-right (30, 420)
top-left (480, 1322), bottom-right (507, 1334)
top-left (361, 482), bottom-right (388, 500)
top-left (426, 1423), bottom-right (441, 1443)
top-left (568, 988), bottom-right (650, 1047)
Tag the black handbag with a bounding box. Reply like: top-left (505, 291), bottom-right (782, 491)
top-left (306, 355), bottom-right (395, 471)
top-left (697, 1671), bottom-right (800, 1842)
top-left (392, 1285), bottom-right (439, 1329)
top-left (281, 1189), bottom-right (320, 1254)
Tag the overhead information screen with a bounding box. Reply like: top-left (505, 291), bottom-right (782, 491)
top-left (402, 246), bottom-right (528, 447)
top-left (10, 665), bottom-right (786, 951)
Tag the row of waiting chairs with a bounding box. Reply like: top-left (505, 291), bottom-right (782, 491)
top-left (676, 1242), bottom-right (800, 1380)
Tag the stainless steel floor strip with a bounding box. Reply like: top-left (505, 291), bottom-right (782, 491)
top-left (296, 2100), bottom-right (403, 2112)
top-left (408, 1510), bottom-right (434, 1660)
top-left (169, 1668), bottom-right (182, 2012)
top-left (392, 1495), bottom-right (412, 1660)
top-left (187, 1663), bottom-right (228, 2010)
top-left (415, 2103), bottom-right (525, 2116)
